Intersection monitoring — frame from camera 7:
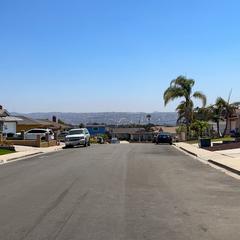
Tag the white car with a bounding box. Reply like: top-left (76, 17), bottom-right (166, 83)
top-left (65, 128), bottom-right (90, 148)
top-left (24, 128), bottom-right (54, 140)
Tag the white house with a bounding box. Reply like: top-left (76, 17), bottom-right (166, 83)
top-left (0, 105), bottom-right (22, 135)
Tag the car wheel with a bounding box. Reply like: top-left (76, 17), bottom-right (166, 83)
top-left (88, 141), bottom-right (90, 146)
top-left (84, 140), bottom-right (87, 147)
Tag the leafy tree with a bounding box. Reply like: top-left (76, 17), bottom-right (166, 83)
top-left (190, 120), bottom-right (209, 138)
top-left (176, 124), bottom-right (187, 134)
top-left (164, 76), bottom-right (206, 138)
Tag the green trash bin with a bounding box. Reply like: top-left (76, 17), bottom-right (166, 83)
top-left (198, 138), bottom-right (211, 148)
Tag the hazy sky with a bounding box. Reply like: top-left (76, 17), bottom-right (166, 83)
top-left (1, 0), bottom-right (240, 113)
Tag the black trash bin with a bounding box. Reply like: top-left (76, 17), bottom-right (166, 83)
top-left (198, 138), bottom-right (211, 148)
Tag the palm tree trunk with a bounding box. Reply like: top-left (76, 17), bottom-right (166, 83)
top-left (216, 121), bottom-right (220, 137)
top-left (223, 118), bottom-right (229, 137)
top-left (185, 102), bottom-right (192, 140)
top-left (186, 121), bottom-right (191, 140)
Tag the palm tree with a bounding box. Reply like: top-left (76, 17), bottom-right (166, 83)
top-left (176, 101), bottom-right (193, 124)
top-left (208, 102), bottom-right (223, 137)
top-left (164, 76), bottom-right (206, 138)
top-left (215, 97), bottom-right (237, 137)
top-left (146, 114), bottom-right (151, 124)
top-left (208, 96), bottom-right (238, 137)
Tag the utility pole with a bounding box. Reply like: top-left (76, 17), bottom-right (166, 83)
top-left (138, 116), bottom-right (141, 142)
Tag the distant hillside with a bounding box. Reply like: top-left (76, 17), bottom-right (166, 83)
top-left (13, 112), bottom-right (178, 126)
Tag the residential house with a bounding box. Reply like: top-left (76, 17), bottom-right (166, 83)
top-left (109, 127), bottom-right (155, 141)
top-left (0, 105), bottom-right (22, 135)
top-left (150, 126), bottom-right (177, 136)
top-left (16, 116), bottom-right (72, 132)
top-left (208, 108), bottom-right (240, 136)
top-left (226, 108), bottom-right (240, 134)
top-left (208, 121), bottom-right (226, 135)
top-left (86, 125), bottom-right (107, 136)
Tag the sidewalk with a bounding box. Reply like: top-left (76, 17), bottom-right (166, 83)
top-left (0, 144), bottom-right (64, 165)
top-left (174, 142), bottom-right (240, 175)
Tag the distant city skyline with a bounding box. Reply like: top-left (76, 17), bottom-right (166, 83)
top-left (1, 0), bottom-right (240, 113)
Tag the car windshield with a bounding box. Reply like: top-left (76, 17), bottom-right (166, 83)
top-left (69, 130), bottom-right (84, 135)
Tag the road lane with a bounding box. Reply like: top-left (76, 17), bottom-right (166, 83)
top-left (0, 144), bottom-right (239, 240)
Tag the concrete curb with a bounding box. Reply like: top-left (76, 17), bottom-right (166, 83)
top-left (208, 160), bottom-right (240, 176)
top-left (0, 146), bottom-right (64, 165)
top-left (179, 147), bottom-right (198, 157)
top-left (5, 152), bottom-right (43, 162)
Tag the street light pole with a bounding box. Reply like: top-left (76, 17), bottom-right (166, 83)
top-left (138, 115), bottom-right (141, 142)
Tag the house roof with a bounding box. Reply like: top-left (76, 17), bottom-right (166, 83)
top-left (0, 116), bottom-right (22, 122)
top-left (0, 107), bottom-right (22, 122)
top-left (151, 126), bottom-right (177, 134)
top-left (15, 116), bottom-right (72, 130)
top-left (15, 116), bottom-right (41, 125)
top-left (0, 108), bottom-right (10, 117)
top-left (86, 125), bottom-right (106, 128)
top-left (35, 119), bottom-right (57, 126)
top-left (36, 119), bottom-right (71, 129)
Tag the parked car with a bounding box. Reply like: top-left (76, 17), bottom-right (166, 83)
top-left (110, 137), bottom-right (120, 144)
top-left (58, 131), bottom-right (69, 142)
top-left (24, 128), bottom-right (54, 140)
top-left (156, 133), bottom-right (172, 145)
top-left (65, 128), bottom-right (90, 148)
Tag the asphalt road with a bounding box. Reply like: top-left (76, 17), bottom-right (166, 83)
top-left (0, 144), bottom-right (239, 240)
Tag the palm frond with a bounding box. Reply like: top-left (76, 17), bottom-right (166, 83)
top-left (163, 86), bottom-right (185, 106)
top-left (193, 91), bottom-right (207, 107)
top-left (215, 97), bottom-right (226, 107)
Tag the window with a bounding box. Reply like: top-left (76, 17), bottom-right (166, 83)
top-left (93, 127), bottom-right (99, 131)
top-left (35, 130), bottom-right (46, 133)
top-left (27, 129), bottom-right (46, 134)
top-left (27, 130), bottom-right (35, 133)
top-left (69, 130), bottom-right (84, 135)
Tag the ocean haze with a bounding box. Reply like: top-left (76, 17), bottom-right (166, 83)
top-left (13, 112), bottom-right (178, 126)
